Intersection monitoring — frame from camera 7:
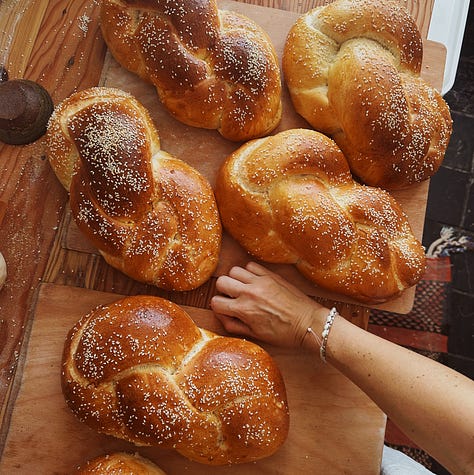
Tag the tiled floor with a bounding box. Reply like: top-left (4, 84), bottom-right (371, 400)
top-left (423, 0), bottom-right (474, 377)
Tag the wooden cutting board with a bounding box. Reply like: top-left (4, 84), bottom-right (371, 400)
top-left (0, 283), bottom-right (385, 474)
top-left (61, 0), bottom-right (446, 314)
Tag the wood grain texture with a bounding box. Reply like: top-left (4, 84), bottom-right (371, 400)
top-left (0, 0), bottom-right (48, 78)
top-left (0, 283), bottom-right (385, 475)
top-left (0, 0), bottom-right (106, 415)
top-left (0, 0), bottom-right (442, 458)
top-left (95, 1), bottom-right (442, 313)
top-left (222, 0), bottom-right (435, 36)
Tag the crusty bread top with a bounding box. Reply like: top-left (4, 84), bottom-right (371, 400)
top-left (46, 87), bottom-right (221, 291)
top-left (282, 0), bottom-right (452, 190)
top-left (215, 128), bottom-right (426, 304)
top-left (100, 0), bottom-right (282, 141)
top-left (63, 295), bottom-right (289, 465)
top-left (76, 452), bottom-right (167, 474)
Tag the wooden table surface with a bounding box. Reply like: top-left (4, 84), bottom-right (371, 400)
top-left (0, 0), bottom-right (440, 470)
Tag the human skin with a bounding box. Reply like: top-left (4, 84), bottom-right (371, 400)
top-left (210, 262), bottom-right (474, 475)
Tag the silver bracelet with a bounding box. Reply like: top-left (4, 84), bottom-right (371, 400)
top-left (320, 307), bottom-right (338, 363)
top-left (307, 307), bottom-right (338, 363)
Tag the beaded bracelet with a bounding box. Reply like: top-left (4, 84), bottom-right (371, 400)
top-left (307, 307), bottom-right (338, 363)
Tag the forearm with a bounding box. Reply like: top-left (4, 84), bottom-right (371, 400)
top-left (314, 314), bottom-right (474, 474)
top-left (211, 262), bottom-right (474, 473)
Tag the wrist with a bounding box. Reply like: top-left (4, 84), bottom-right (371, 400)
top-left (303, 306), bottom-right (339, 363)
top-left (301, 306), bottom-right (331, 352)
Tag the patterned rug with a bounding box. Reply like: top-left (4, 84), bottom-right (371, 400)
top-left (369, 255), bottom-right (451, 474)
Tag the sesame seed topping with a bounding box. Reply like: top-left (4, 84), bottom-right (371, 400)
top-left (99, 1), bottom-right (282, 141)
top-left (282, 0), bottom-right (452, 189)
top-left (62, 295), bottom-right (289, 463)
top-left (216, 129), bottom-right (426, 304)
top-left (46, 87), bottom-right (221, 291)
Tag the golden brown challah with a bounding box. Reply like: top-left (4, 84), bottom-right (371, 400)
top-left (62, 295), bottom-right (289, 465)
top-left (282, 0), bottom-right (452, 190)
top-left (76, 452), bottom-right (167, 474)
top-left (46, 87), bottom-right (221, 291)
top-left (99, 0), bottom-right (282, 142)
top-left (215, 128), bottom-right (426, 304)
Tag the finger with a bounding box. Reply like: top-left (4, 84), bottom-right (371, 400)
top-left (214, 313), bottom-right (253, 338)
top-left (211, 295), bottom-right (257, 335)
top-left (228, 265), bottom-right (257, 283)
top-left (214, 275), bottom-right (246, 298)
top-left (246, 261), bottom-right (299, 292)
top-left (210, 294), bottom-right (239, 317)
top-left (245, 261), bottom-right (271, 276)
top-left (246, 261), bottom-right (288, 284)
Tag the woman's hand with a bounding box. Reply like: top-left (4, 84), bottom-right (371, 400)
top-left (213, 263), bottom-right (474, 475)
top-left (210, 261), bottom-right (327, 348)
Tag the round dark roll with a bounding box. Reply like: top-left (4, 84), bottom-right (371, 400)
top-left (0, 79), bottom-right (54, 145)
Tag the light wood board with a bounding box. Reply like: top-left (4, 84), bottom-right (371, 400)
top-left (0, 283), bottom-right (385, 474)
top-left (62, 1), bottom-right (447, 314)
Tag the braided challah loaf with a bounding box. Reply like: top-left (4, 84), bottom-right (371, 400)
top-left (46, 87), bottom-right (221, 291)
top-left (62, 295), bottom-right (289, 465)
top-left (99, 0), bottom-right (282, 142)
top-left (215, 129), bottom-right (426, 304)
top-left (282, 0), bottom-right (452, 190)
top-left (76, 452), bottom-right (167, 474)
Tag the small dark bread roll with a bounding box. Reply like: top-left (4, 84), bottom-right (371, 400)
top-left (62, 295), bottom-right (290, 465)
top-left (0, 79), bottom-right (54, 145)
top-left (76, 452), bottom-right (167, 474)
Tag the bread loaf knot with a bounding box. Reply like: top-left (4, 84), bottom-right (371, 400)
top-left (76, 452), bottom-right (167, 474)
top-left (215, 129), bottom-right (426, 304)
top-left (100, 0), bottom-right (282, 142)
top-left (46, 87), bottom-right (221, 291)
top-left (282, 0), bottom-right (452, 190)
top-left (62, 295), bottom-right (289, 465)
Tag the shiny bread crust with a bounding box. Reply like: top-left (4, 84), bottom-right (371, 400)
top-left (46, 87), bottom-right (221, 291)
top-left (215, 128), bottom-right (426, 304)
top-left (282, 0), bottom-right (452, 190)
top-left (63, 296), bottom-right (289, 465)
top-left (99, 0), bottom-right (282, 141)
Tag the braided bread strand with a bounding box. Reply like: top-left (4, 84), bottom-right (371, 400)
top-left (282, 0), bottom-right (452, 190)
top-left (215, 128), bottom-right (426, 304)
top-left (76, 452), bottom-right (167, 474)
top-left (62, 295), bottom-right (290, 465)
top-left (100, 0), bottom-right (282, 142)
top-left (46, 87), bottom-right (221, 291)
